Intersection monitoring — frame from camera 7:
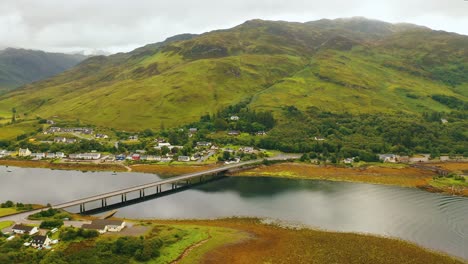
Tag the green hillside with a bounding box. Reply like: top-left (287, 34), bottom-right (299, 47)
top-left (0, 48), bottom-right (86, 94)
top-left (0, 18), bottom-right (467, 130)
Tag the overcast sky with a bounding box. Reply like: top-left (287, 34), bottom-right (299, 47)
top-left (1, 0), bottom-right (467, 54)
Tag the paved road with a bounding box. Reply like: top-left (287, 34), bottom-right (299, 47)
top-left (0, 210), bottom-right (89, 232)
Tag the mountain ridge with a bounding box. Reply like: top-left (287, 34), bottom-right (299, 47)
top-left (0, 17), bottom-right (466, 130)
top-left (0, 48), bottom-right (87, 94)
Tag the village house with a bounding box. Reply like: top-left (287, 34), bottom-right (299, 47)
top-left (196, 141), bottom-right (212, 147)
top-left (191, 154), bottom-right (201, 161)
top-left (441, 118), bottom-right (448, 124)
top-left (115, 154), bottom-right (126, 161)
top-left (44, 127), bottom-right (61, 134)
top-left (189, 128), bottom-right (198, 134)
top-left (156, 138), bottom-right (166, 143)
top-left (145, 155), bottom-right (160, 161)
top-left (314, 137), bottom-right (325, 141)
top-left (0, 150), bottom-right (14, 158)
top-left (178, 156), bottom-right (191, 162)
top-left (228, 130), bottom-right (240, 136)
top-left (55, 152), bottom-right (66, 159)
top-left (18, 148), bottom-right (32, 157)
top-left (160, 157), bottom-right (173, 162)
top-left (69, 153), bottom-right (102, 160)
top-left (54, 137), bottom-right (67, 143)
top-left (131, 154), bottom-right (141, 161)
top-left (256, 131), bottom-right (267, 136)
top-left (230, 115), bottom-right (240, 121)
top-left (128, 135), bottom-right (139, 141)
top-left (66, 138), bottom-right (77, 144)
top-left (11, 224), bottom-right (38, 235)
top-left (409, 154), bottom-right (430, 163)
top-left (46, 120), bottom-right (55, 125)
top-left (378, 154), bottom-right (398, 163)
top-left (343, 157), bottom-right (355, 164)
top-left (82, 219), bottom-right (126, 234)
top-left (31, 153), bottom-right (46, 160)
top-left (157, 142), bottom-right (171, 148)
top-left (242, 147), bottom-right (255, 153)
top-left (31, 235), bottom-right (51, 248)
top-left (95, 134), bottom-right (109, 139)
top-left (46, 153), bottom-right (56, 159)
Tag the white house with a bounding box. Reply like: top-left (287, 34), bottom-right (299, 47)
top-left (55, 152), bottom-right (66, 158)
top-left (0, 150), bottom-right (14, 158)
top-left (82, 219), bottom-right (126, 234)
top-left (230, 115), bottom-right (240, 121)
top-left (54, 137), bottom-right (67, 143)
top-left (31, 153), bottom-right (46, 160)
top-left (69, 153), bottom-right (102, 160)
top-left (242, 147), bottom-right (255, 153)
top-left (196, 142), bottom-right (212, 147)
top-left (378, 154), bottom-right (398, 163)
top-left (12, 224), bottom-right (38, 235)
top-left (409, 154), bottom-right (430, 163)
top-left (178, 156), bottom-right (190, 162)
top-left (31, 235), bottom-right (51, 248)
top-left (18, 148), bottom-right (32, 157)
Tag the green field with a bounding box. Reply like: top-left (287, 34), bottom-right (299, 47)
top-left (0, 221), bottom-right (14, 230)
top-left (0, 208), bottom-right (17, 217)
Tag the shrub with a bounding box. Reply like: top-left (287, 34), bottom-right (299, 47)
top-left (40, 220), bottom-right (64, 229)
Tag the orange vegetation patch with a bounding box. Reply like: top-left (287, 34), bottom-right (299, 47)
top-left (0, 159), bottom-right (127, 172)
top-left (153, 218), bottom-right (464, 264)
top-left (130, 164), bottom-right (219, 177)
top-left (430, 162), bottom-right (468, 173)
top-left (231, 163), bottom-right (435, 187)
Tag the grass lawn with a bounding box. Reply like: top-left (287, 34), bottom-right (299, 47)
top-left (0, 208), bottom-right (18, 217)
top-left (0, 221), bottom-right (14, 230)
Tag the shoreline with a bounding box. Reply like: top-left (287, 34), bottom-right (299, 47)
top-left (142, 218), bottom-right (467, 263)
top-left (1, 159), bottom-right (467, 197)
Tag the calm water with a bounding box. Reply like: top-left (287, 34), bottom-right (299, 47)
top-left (0, 166), bottom-right (467, 260)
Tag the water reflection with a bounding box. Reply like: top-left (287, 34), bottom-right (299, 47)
top-left (0, 167), bottom-right (466, 260)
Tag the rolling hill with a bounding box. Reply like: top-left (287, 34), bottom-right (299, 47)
top-left (0, 17), bottom-right (466, 130)
top-left (0, 48), bottom-right (87, 94)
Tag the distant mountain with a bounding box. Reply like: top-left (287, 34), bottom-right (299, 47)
top-left (0, 18), bottom-right (466, 130)
top-left (0, 48), bottom-right (87, 93)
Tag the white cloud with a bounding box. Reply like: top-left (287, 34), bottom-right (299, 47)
top-left (0, 0), bottom-right (467, 53)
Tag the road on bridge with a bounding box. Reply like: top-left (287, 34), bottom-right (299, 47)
top-left (0, 154), bottom-right (299, 223)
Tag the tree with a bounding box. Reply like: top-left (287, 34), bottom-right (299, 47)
top-left (11, 107), bottom-right (16, 123)
top-left (214, 118), bottom-right (228, 131)
top-left (222, 151), bottom-right (231, 161)
top-left (1, 200), bottom-right (14, 208)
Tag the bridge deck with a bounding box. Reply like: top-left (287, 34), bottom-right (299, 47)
top-left (52, 158), bottom-right (281, 210)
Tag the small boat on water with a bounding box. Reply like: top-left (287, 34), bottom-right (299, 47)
top-left (6, 166), bottom-right (12, 172)
top-left (112, 171), bottom-right (117, 175)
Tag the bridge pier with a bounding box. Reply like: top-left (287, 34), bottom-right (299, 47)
top-left (101, 198), bottom-right (107, 207)
top-left (79, 203), bottom-right (86, 213)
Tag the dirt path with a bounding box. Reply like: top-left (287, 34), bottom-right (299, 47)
top-left (171, 233), bottom-right (212, 264)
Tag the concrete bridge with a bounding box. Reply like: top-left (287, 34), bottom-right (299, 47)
top-left (49, 155), bottom-right (298, 214)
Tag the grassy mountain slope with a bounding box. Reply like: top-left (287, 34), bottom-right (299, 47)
top-left (0, 48), bottom-right (87, 94)
top-left (0, 18), bottom-right (466, 130)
